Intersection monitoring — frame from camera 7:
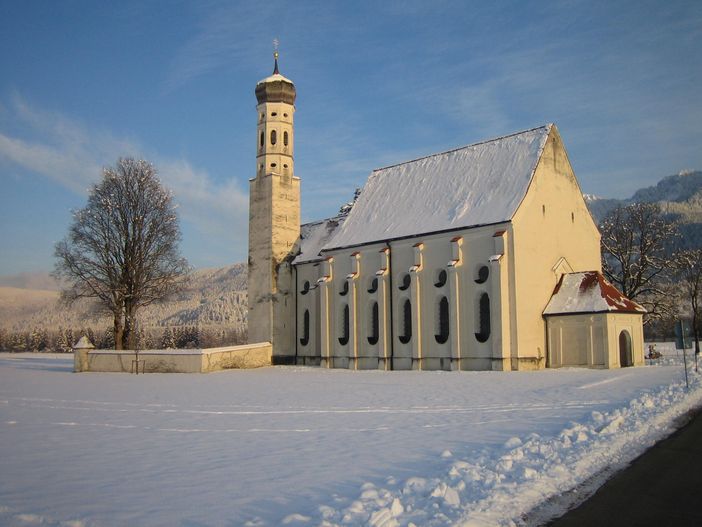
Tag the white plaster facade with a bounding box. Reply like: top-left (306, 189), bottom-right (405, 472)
top-left (544, 272), bottom-right (646, 368)
top-left (247, 58), bottom-right (645, 371)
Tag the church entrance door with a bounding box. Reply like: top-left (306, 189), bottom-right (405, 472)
top-left (619, 330), bottom-right (633, 367)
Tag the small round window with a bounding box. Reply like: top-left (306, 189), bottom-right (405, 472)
top-left (474, 265), bottom-right (489, 284)
top-left (368, 277), bottom-right (378, 293)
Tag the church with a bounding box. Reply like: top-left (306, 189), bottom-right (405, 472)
top-left (247, 55), bottom-right (646, 372)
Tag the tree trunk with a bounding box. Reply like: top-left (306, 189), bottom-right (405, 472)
top-left (113, 314), bottom-right (124, 350)
top-left (123, 303), bottom-right (137, 350)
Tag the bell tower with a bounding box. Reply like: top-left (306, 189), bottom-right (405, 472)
top-left (247, 50), bottom-right (300, 363)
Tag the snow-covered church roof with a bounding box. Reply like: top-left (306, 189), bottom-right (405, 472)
top-left (322, 124), bottom-right (552, 251)
top-left (293, 216), bottom-right (346, 264)
top-left (257, 72), bottom-right (294, 85)
top-left (543, 272), bottom-right (646, 316)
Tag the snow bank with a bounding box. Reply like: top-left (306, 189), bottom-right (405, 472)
top-left (320, 362), bottom-right (702, 526)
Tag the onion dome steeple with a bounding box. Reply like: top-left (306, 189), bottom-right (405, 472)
top-left (255, 50), bottom-right (296, 105)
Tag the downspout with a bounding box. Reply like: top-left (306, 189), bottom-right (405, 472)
top-left (386, 241), bottom-right (395, 370)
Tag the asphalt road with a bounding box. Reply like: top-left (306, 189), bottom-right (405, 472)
top-left (547, 407), bottom-right (702, 526)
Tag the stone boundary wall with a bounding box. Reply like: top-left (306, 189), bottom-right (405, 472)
top-left (74, 342), bottom-right (272, 373)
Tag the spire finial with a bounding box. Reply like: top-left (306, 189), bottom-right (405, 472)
top-left (273, 38), bottom-right (280, 74)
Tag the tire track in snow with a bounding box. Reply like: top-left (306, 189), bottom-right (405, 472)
top-left (2, 396), bottom-right (611, 416)
top-left (578, 373), bottom-right (632, 389)
top-left (26, 416), bottom-right (578, 435)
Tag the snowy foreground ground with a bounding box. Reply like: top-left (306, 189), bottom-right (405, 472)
top-left (1, 346), bottom-right (702, 527)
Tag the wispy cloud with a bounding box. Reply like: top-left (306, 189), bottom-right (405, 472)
top-left (0, 95), bottom-right (249, 262)
top-left (164, 2), bottom-right (291, 92)
top-left (163, 1), bottom-right (347, 92)
top-left (164, 4), bottom-right (259, 91)
top-left (0, 95), bottom-right (136, 193)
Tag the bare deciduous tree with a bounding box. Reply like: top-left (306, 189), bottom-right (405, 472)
top-left (54, 158), bottom-right (189, 349)
top-left (600, 203), bottom-right (678, 323)
top-left (675, 249), bottom-right (702, 355)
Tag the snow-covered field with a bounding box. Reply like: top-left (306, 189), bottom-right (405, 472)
top-left (1, 346), bottom-right (701, 527)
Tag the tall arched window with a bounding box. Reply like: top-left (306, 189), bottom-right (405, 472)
top-left (368, 302), bottom-right (379, 345)
top-left (300, 309), bottom-right (310, 346)
top-left (435, 296), bottom-right (449, 344)
top-left (271, 129), bottom-right (277, 145)
top-left (338, 304), bottom-right (349, 346)
top-left (399, 299), bottom-right (412, 344)
top-left (283, 131), bottom-right (289, 146)
top-left (475, 293), bottom-right (490, 343)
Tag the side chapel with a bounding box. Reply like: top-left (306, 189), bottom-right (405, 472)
top-left (247, 54), bottom-right (646, 371)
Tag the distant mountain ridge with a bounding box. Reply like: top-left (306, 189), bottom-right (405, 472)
top-left (631, 170), bottom-right (702, 204)
top-left (585, 170), bottom-right (702, 219)
top-left (585, 171), bottom-right (702, 247)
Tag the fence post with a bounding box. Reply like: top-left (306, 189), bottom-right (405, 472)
top-left (73, 336), bottom-right (95, 372)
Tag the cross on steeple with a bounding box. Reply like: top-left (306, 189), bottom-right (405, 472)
top-left (273, 38), bottom-right (280, 74)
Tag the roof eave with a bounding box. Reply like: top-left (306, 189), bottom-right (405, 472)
top-left (543, 309), bottom-right (646, 317)
top-left (321, 220), bottom-right (512, 255)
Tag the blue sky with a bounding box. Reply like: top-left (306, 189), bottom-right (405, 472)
top-left (1, 0), bottom-right (700, 276)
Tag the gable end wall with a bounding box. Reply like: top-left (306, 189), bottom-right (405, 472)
top-left (509, 126), bottom-right (602, 369)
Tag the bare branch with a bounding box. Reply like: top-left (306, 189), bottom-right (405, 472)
top-left (599, 203), bottom-right (679, 323)
top-left (53, 158), bottom-right (189, 349)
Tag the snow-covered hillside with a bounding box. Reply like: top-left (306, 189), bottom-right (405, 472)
top-left (1, 345), bottom-right (700, 526)
top-left (0, 263), bottom-right (248, 336)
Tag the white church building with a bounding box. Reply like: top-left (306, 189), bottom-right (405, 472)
top-left (247, 55), bottom-right (645, 371)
